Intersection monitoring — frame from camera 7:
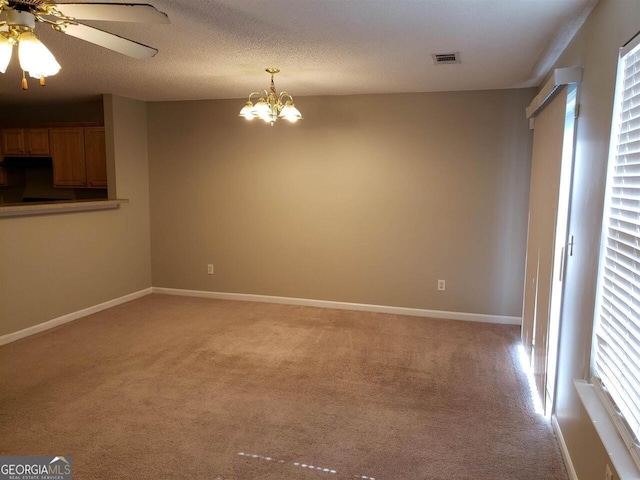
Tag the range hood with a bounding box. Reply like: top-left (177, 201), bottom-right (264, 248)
top-left (0, 156), bottom-right (53, 168)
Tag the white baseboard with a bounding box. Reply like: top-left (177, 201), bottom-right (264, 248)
top-left (552, 414), bottom-right (578, 480)
top-left (0, 288), bottom-right (153, 346)
top-left (0, 287), bottom-right (520, 347)
top-left (151, 287), bottom-right (521, 325)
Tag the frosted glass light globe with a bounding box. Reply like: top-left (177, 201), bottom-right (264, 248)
top-left (18, 31), bottom-right (61, 78)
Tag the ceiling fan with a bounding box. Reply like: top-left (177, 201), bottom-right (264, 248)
top-left (0, 0), bottom-right (169, 88)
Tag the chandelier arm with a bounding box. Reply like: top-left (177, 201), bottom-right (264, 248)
top-left (279, 91), bottom-right (294, 103)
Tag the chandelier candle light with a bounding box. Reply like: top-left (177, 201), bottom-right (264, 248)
top-left (239, 68), bottom-right (303, 126)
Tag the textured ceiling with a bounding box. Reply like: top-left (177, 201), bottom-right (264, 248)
top-left (0, 0), bottom-right (597, 106)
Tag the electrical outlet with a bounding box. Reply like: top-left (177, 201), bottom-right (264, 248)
top-left (605, 464), bottom-right (613, 480)
top-left (207, 264), bottom-right (214, 275)
top-left (437, 279), bottom-right (446, 291)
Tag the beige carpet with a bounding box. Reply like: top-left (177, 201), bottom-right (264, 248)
top-left (0, 294), bottom-right (567, 479)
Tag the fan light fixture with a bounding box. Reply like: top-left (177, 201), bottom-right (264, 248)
top-left (0, 0), bottom-right (169, 91)
top-left (18, 30), bottom-right (61, 83)
top-left (0, 33), bottom-right (11, 73)
top-left (0, 8), bottom-right (61, 89)
top-left (0, 27), bottom-right (60, 89)
top-left (239, 68), bottom-right (302, 126)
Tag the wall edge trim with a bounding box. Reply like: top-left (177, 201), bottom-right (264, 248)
top-left (151, 287), bottom-right (522, 325)
top-left (552, 414), bottom-right (579, 480)
top-left (0, 288), bottom-right (153, 346)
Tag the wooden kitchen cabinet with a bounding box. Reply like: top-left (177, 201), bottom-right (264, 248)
top-left (50, 127), bottom-right (107, 188)
top-left (50, 128), bottom-right (86, 187)
top-left (1, 128), bottom-right (49, 156)
top-left (0, 131), bottom-right (26, 187)
top-left (26, 129), bottom-right (50, 155)
top-left (84, 128), bottom-right (107, 188)
top-left (2, 130), bottom-right (25, 155)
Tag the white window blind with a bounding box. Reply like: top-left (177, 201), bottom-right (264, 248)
top-left (593, 32), bottom-right (640, 469)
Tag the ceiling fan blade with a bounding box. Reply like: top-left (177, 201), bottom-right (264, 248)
top-left (62, 23), bottom-right (158, 58)
top-left (54, 3), bottom-right (169, 24)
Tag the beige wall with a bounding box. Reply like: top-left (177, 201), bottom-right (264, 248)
top-left (552, 1), bottom-right (640, 479)
top-left (0, 95), bottom-right (151, 336)
top-left (148, 89), bottom-right (534, 317)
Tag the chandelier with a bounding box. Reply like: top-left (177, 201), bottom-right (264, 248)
top-left (0, 10), bottom-right (61, 89)
top-left (239, 68), bottom-right (302, 126)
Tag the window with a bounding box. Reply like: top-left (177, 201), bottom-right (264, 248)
top-left (593, 32), bottom-right (640, 469)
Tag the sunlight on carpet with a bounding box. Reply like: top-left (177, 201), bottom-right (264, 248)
top-left (516, 344), bottom-right (546, 416)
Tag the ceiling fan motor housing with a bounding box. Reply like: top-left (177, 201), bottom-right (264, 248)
top-left (5, 9), bottom-right (36, 29)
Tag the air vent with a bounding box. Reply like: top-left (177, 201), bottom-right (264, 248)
top-left (432, 53), bottom-right (461, 65)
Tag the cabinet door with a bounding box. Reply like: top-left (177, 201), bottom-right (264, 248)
top-left (2, 129), bottom-right (26, 155)
top-left (50, 128), bottom-right (86, 187)
top-left (0, 167), bottom-right (6, 186)
top-left (84, 128), bottom-right (107, 188)
top-left (27, 129), bottom-right (50, 155)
